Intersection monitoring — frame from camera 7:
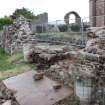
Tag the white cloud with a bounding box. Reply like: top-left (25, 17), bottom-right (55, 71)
top-left (0, 0), bottom-right (89, 21)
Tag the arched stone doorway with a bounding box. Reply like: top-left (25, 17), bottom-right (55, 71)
top-left (64, 11), bottom-right (81, 25)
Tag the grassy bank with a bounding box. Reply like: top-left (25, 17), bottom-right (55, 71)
top-left (0, 48), bottom-right (35, 80)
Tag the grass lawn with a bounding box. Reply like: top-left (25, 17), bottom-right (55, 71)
top-left (0, 48), bottom-right (35, 80)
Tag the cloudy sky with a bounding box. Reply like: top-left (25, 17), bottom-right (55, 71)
top-left (0, 0), bottom-right (89, 21)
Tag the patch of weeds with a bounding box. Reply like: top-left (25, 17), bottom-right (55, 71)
top-left (0, 48), bottom-right (36, 80)
top-left (0, 48), bottom-right (15, 71)
top-left (0, 49), bottom-right (25, 71)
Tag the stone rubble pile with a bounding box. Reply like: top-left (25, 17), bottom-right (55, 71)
top-left (44, 60), bottom-right (74, 87)
top-left (71, 61), bottom-right (98, 78)
top-left (2, 18), bottom-right (105, 105)
top-left (21, 27), bottom-right (105, 105)
top-left (34, 29), bottom-right (105, 105)
top-left (23, 43), bottom-right (72, 69)
top-left (44, 57), bottom-right (102, 88)
top-left (84, 29), bottom-right (105, 55)
top-left (68, 29), bottom-right (105, 80)
top-left (0, 82), bottom-right (19, 105)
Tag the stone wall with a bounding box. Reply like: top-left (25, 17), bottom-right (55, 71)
top-left (23, 28), bottom-right (105, 104)
top-left (31, 13), bottom-right (48, 33)
top-left (89, 0), bottom-right (105, 27)
top-left (1, 16), bottom-right (32, 54)
top-left (95, 0), bottom-right (105, 27)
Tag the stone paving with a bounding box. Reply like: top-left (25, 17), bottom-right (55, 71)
top-left (1, 71), bottom-right (73, 105)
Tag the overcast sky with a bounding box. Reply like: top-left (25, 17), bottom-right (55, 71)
top-left (0, 0), bottom-right (89, 21)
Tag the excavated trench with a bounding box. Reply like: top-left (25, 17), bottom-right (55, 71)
top-left (0, 43), bottom-right (77, 105)
top-left (1, 38), bottom-right (104, 105)
top-left (2, 17), bottom-right (105, 105)
top-left (0, 16), bottom-right (88, 105)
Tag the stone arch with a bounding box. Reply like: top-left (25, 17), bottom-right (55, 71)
top-left (64, 11), bottom-right (81, 25)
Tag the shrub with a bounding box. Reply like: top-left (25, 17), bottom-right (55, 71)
top-left (11, 7), bottom-right (36, 19)
top-left (58, 24), bottom-right (68, 32)
top-left (71, 25), bottom-right (80, 32)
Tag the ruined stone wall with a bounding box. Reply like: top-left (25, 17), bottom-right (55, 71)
top-left (1, 16), bottom-right (32, 54)
top-left (95, 0), bottom-right (105, 27)
top-left (31, 13), bottom-right (48, 33)
top-left (89, 0), bottom-right (105, 27)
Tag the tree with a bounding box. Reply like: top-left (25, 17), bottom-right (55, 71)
top-left (11, 7), bottom-right (36, 19)
top-left (0, 16), bottom-right (13, 30)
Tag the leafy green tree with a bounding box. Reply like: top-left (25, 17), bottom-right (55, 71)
top-left (0, 16), bottom-right (13, 30)
top-left (11, 7), bottom-right (36, 19)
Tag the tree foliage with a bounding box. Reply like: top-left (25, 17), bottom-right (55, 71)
top-left (0, 16), bottom-right (13, 30)
top-left (0, 8), bottom-right (47, 30)
top-left (11, 7), bottom-right (36, 19)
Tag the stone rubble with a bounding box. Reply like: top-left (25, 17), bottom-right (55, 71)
top-left (2, 100), bottom-right (11, 105)
top-left (23, 43), bottom-right (72, 69)
top-left (39, 29), bottom-right (105, 104)
top-left (1, 70), bottom-right (73, 105)
top-left (33, 72), bottom-right (44, 81)
top-left (2, 27), bottom-right (105, 105)
top-left (1, 16), bottom-right (105, 105)
top-left (0, 82), bottom-right (19, 105)
top-left (84, 29), bottom-right (105, 55)
top-left (53, 84), bottom-right (62, 91)
top-left (44, 60), bottom-right (74, 87)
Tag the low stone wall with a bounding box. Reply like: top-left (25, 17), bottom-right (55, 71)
top-left (35, 33), bottom-right (86, 47)
top-left (23, 43), bottom-right (72, 68)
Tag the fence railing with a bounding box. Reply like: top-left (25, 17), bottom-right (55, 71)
top-left (30, 15), bottom-right (105, 46)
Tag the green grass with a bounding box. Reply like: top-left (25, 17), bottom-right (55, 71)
top-left (37, 32), bottom-right (82, 36)
top-left (0, 48), bottom-right (26, 71)
top-left (36, 32), bottom-right (86, 40)
top-left (0, 48), bottom-right (35, 80)
top-left (0, 49), bottom-right (25, 71)
top-left (0, 48), bottom-right (14, 71)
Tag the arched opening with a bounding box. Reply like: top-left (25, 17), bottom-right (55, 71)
top-left (69, 14), bottom-right (76, 24)
top-left (64, 11), bottom-right (81, 25)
